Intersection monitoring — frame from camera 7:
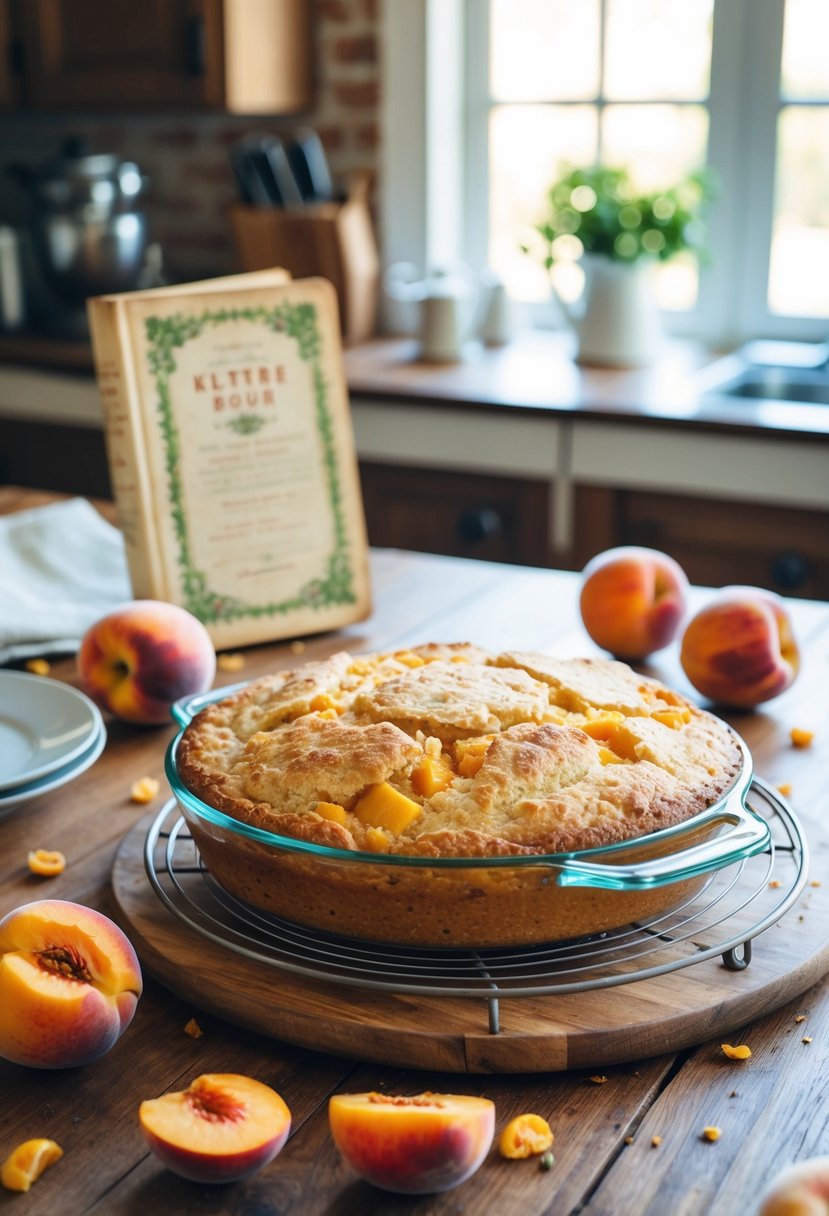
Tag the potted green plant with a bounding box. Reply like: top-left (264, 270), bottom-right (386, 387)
top-left (526, 163), bottom-right (714, 366)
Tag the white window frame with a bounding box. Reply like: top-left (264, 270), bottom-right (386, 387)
top-left (380, 0), bottom-right (829, 345)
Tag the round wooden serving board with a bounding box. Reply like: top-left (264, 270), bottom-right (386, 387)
top-left (112, 815), bottom-right (829, 1074)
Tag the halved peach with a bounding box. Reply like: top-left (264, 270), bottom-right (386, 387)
top-left (139, 1073), bottom-right (291, 1184)
top-left (0, 899), bottom-right (142, 1069)
top-left (328, 1091), bottom-right (495, 1194)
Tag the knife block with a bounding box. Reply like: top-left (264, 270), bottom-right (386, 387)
top-left (229, 171), bottom-right (379, 344)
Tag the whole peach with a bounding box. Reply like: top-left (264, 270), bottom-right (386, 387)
top-left (329, 1091), bottom-right (495, 1194)
top-left (680, 586), bottom-right (799, 708)
top-left (0, 899), bottom-right (142, 1069)
top-left (759, 1158), bottom-right (829, 1216)
top-left (140, 1074), bottom-right (291, 1183)
top-left (78, 600), bottom-right (216, 725)
top-left (579, 546), bottom-right (689, 660)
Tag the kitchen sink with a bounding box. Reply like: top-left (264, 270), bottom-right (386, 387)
top-left (697, 340), bottom-right (829, 407)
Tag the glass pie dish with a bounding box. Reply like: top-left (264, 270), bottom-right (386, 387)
top-left (165, 686), bottom-right (772, 950)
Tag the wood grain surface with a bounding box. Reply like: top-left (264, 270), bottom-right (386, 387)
top-left (1, 487), bottom-right (827, 1216)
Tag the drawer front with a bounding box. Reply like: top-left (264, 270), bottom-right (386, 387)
top-left (359, 463), bottom-right (550, 566)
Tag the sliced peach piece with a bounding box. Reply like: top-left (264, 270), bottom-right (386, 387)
top-left (139, 1074), bottom-right (291, 1184)
top-left (454, 736), bottom-right (494, 778)
top-left (411, 753), bottom-right (454, 796)
top-left (651, 708), bottom-right (692, 729)
top-left (329, 1091), bottom-right (495, 1194)
top-left (0, 899), bottom-right (142, 1069)
top-left (499, 1113), bottom-right (554, 1159)
top-left (27, 849), bottom-right (66, 877)
top-left (315, 801), bottom-right (349, 825)
top-left (1, 1138), bottom-right (63, 1192)
top-left (354, 783), bottom-right (422, 833)
top-left (579, 713), bottom-right (625, 740)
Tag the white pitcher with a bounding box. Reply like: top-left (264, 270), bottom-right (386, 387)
top-left (555, 255), bottom-right (663, 367)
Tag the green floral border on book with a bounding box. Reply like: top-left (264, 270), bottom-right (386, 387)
top-left (144, 302), bottom-right (356, 624)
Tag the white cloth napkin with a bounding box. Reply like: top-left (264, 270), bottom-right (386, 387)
top-left (0, 497), bottom-right (132, 664)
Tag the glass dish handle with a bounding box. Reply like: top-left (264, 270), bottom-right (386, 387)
top-left (556, 798), bottom-right (770, 891)
top-left (170, 681), bottom-right (251, 729)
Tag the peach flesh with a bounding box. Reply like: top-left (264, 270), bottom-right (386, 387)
top-left (0, 900), bottom-right (142, 1069)
top-left (139, 1074), bottom-right (291, 1184)
top-left (329, 1092), bottom-right (495, 1194)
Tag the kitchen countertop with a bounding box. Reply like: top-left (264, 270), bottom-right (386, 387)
top-left (2, 329), bottom-right (829, 440)
top-left (1, 487), bottom-right (828, 1215)
top-left (343, 333), bottom-right (829, 440)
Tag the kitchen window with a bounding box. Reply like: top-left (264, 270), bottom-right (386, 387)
top-left (382, 0), bottom-right (829, 345)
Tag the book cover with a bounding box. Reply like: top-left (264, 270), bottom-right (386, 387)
top-left (88, 271), bottom-right (371, 649)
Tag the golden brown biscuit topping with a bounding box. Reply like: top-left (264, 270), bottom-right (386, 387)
top-left (176, 645), bottom-right (743, 857)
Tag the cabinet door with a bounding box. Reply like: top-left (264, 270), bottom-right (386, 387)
top-left (359, 463), bottom-right (551, 567)
top-left (585, 487), bottom-right (829, 600)
top-left (20, 0), bottom-right (225, 108)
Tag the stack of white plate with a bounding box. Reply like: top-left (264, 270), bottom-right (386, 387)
top-left (0, 671), bottom-right (106, 815)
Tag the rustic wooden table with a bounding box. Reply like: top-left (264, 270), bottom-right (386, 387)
top-left (1, 487), bottom-right (827, 1216)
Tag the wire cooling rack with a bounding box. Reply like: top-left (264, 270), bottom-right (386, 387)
top-left (144, 780), bottom-right (807, 1034)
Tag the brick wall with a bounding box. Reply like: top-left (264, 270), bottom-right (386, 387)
top-left (0, 0), bottom-right (382, 283)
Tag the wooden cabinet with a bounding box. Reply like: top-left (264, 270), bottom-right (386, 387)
top-left (576, 486), bottom-right (829, 600)
top-left (13, 0), bottom-right (312, 112)
top-left (359, 463), bottom-right (551, 568)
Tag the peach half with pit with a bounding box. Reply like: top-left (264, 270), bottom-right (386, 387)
top-left (680, 586), bottom-right (799, 708)
top-left (78, 600), bottom-right (216, 726)
top-left (579, 546), bottom-right (689, 660)
top-left (0, 899), bottom-right (142, 1069)
top-left (328, 1091), bottom-right (495, 1194)
top-left (139, 1074), bottom-right (291, 1184)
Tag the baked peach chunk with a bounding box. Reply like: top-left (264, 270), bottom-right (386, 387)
top-left (329, 1092), bottom-right (495, 1194)
top-left (411, 753), bottom-right (454, 796)
top-left (354, 783), bottom-right (422, 833)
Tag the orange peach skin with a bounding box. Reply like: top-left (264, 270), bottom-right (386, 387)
top-left (580, 546), bottom-right (689, 660)
top-left (759, 1158), bottom-right (829, 1216)
top-left (680, 587), bottom-right (799, 708)
top-left (0, 899), bottom-right (142, 1069)
top-left (329, 1092), bottom-right (495, 1194)
top-left (139, 1074), bottom-right (291, 1184)
top-left (78, 600), bottom-right (216, 725)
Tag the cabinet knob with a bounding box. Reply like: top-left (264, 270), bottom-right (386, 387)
top-left (770, 551), bottom-right (811, 591)
top-left (456, 507), bottom-right (503, 545)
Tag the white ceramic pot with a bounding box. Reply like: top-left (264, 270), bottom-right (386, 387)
top-left (558, 255), bottom-right (663, 368)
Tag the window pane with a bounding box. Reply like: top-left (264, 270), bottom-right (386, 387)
top-left (602, 105), bottom-right (709, 310)
top-left (602, 104), bottom-right (709, 190)
top-left (490, 0), bottom-right (599, 101)
top-left (769, 107), bottom-right (829, 317)
top-left (604, 0), bottom-right (713, 101)
top-left (489, 104), bottom-right (598, 299)
top-left (781, 0), bottom-right (829, 100)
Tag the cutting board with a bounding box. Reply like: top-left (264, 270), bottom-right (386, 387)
top-left (112, 813), bottom-right (829, 1074)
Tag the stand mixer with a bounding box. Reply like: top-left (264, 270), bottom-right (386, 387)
top-left (10, 137), bottom-right (151, 338)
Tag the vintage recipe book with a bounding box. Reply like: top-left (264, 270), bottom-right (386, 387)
top-left (88, 270), bottom-right (371, 649)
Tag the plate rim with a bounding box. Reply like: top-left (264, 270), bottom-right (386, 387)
top-left (0, 719), bottom-right (107, 813)
top-left (0, 670), bottom-right (103, 792)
